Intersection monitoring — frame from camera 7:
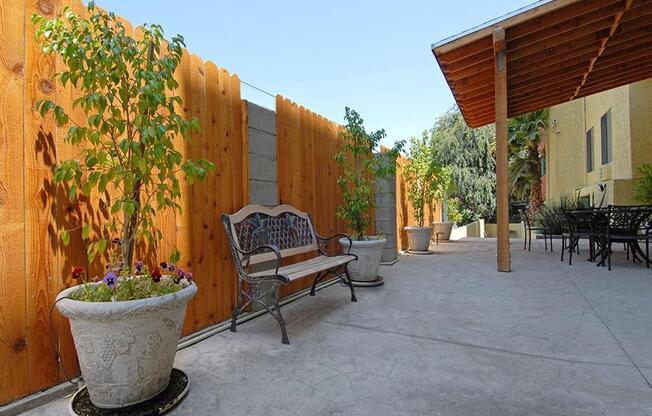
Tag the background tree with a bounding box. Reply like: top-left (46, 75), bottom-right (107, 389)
top-left (508, 109), bottom-right (549, 211)
top-left (430, 107), bottom-right (496, 224)
top-left (34, 3), bottom-right (214, 268)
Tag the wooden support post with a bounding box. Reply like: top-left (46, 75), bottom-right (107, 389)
top-left (494, 27), bottom-right (511, 272)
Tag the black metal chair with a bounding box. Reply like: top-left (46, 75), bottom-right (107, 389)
top-left (597, 206), bottom-right (652, 271)
top-left (520, 208), bottom-right (548, 251)
top-left (561, 208), bottom-right (601, 265)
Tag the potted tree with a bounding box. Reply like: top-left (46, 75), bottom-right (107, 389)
top-left (34, 4), bottom-right (213, 409)
top-left (336, 107), bottom-right (402, 285)
top-left (402, 133), bottom-right (444, 253)
top-left (431, 167), bottom-right (455, 242)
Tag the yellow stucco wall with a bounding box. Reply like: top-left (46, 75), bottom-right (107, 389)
top-left (544, 79), bottom-right (652, 206)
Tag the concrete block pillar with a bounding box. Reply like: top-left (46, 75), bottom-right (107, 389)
top-left (244, 101), bottom-right (279, 309)
top-left (245, 101), bottom-right (278, 206)
top-left (375, 153), bottom-right (398, 264)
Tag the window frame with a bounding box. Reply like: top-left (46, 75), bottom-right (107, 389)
top-left (600, 109), bottom-right (612, 165)
top-left (586, 127), bottom-right (594, 173)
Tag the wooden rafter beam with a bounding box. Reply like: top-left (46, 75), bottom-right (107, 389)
top-left (572, 0), bottom-right (635, 99)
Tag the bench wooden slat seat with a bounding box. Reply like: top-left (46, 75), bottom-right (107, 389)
top-left (249, 254), bottom-right (357, 281)
top-left (221, 204), bottom-right (358, 344)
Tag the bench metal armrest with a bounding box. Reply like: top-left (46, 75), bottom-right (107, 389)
top-left (317, 233), bottom-right (353, 256)
top-left (237, 244), bottom-right (282, 275)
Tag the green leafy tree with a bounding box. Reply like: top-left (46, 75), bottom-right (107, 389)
top-left (33, 3), bottom-right (214, 268)
top-left (635, 164), bottom-right (652, 203)
top-left (336, 107), bottom-right (403, 240)
top-left (403, 132), bottom-right (449, 227)
top-left (508, 109), bottom-right (548, 211)
top-left (431, 107), bottom-right (496, 224)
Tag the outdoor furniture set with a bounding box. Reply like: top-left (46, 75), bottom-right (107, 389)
top-left (558, 205), bottom-right (652, 270)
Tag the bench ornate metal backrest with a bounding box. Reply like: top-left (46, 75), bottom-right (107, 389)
top-left (222, 204), bottom-right (319, 268)
top-left (221, 204), bottom-right (357, 344)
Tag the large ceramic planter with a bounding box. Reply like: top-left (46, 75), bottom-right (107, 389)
top-left (432, 222), bottom-right (454, 241)
top-left (340, 237), bottom-right (386, 282)
top-left (404, 226), bottom-right (433, 253)
top-left (56, 283), bottom-right (197, 409)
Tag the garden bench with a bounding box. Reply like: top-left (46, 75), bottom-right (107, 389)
top-left (221, 204), bottom-right (358, 344)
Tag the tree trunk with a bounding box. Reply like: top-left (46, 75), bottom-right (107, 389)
top-left (121, 181), bottom-right (142, 270)
top-left (527, 144), bottom-right (543, 212)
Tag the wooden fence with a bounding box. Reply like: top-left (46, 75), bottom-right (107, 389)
top-left (395, 157), bottom-right (442, 250)
top-left (0, 0), bottom-right (379, 406)
top-left (0, 0), bottom-right (249, 405)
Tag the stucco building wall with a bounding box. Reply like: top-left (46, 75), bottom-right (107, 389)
top-left (544, 79), bottom-right (652, 206)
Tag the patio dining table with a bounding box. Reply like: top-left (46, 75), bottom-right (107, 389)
top-left (570, 205), bottom-right (652, 270)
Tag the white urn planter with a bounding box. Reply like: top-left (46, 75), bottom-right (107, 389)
top-left (340, 237), bottom-right (386, 286)
top-left (404, 226), bottom-right (433, 253)
top-left (56, 283), bottom-right (197, 409)
top-left (433, 222), bottom-right (454, 242)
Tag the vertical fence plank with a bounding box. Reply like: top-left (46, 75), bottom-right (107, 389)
top-left (24, 0), bottom-right (61, 392)
top-left (0, 0), bottom-right (29, 405)
top-left (186, 54), bottom-right (207, 333)
top-left (173, 50), bottom-right (195, 335)
top-left (228, 73), bottom-right (244, 316)
top-left (52, 0), bottom-right (86, 382)
top-left (203, 61), bottom-right (221, 324)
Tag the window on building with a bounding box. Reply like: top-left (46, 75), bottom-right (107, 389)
top-left (586, 128), bottom-right (594, 172)
top-left (600, 109), bottom-right (612, 165)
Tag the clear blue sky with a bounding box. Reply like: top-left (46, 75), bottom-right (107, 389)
top-left (97, 0), bottom-right (531, 146)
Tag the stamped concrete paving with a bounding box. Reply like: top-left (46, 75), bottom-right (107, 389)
top-left (24, 239), bottom-right (652, 415)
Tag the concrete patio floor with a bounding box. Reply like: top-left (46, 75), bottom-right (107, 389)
top-left (24, 238), bottom-right (652, 415)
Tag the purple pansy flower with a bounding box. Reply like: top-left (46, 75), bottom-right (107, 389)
top-left (103, 271), bottom-right (118, 289)
top-left (185, 272), bottom-right (193, 282)
top-left (134, 260), bottom-right (144, 273)
top-left (167, 263), bottom-right (175, 272)
top-left (159, 261), bottom-right (168, 270)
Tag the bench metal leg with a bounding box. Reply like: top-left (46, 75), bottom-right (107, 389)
top-left (230, 280), bottom-right (245, 332)
top-left (310, 271), bottom-right (325, 296)
top-left (343, 266), bottom-right (357, 303)
top-left (266, 285), bottom-right (289, 344)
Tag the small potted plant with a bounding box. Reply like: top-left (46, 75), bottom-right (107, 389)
top-left (336, 107), bottom-right (402, 284)
top-left (431, 167), bottom-right (456, 242)
top-left (34, 4), bottom-right (213, 409)
top-left (402, 132), bottom-right (445, 253)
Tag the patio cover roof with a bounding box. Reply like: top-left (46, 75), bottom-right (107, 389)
top-left (432, 0), bottom-right (652, 128)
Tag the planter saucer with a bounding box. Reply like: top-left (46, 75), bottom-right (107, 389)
top-left (69, 369), bottom-right (189, 416)
top-left (351, 276), bottom-right (384, 287)
top-left (407, 250), bottom-right (433, 255)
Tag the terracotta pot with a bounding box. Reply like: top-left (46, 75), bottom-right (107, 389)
top-left (56, 283), bottom-right (197, 408)
top-left (340, 237), bottom-right (386, 282)
top-left (404, 226), bottom-right (433, 252)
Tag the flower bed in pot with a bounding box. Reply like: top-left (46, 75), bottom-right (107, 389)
top-left (57, 264), bottom-right (196, 408)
